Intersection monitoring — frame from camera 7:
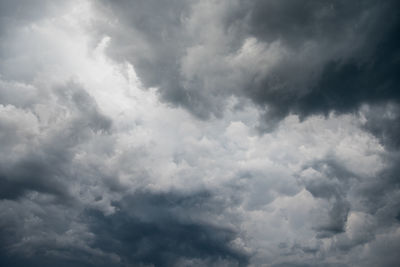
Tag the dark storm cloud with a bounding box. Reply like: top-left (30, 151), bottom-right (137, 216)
top-left (94, 0), bottom-right (400, 130)
top-left (0, 190), bottom-right (248, 267)
top-left (0, 75), bottom-right (247, 266)
top-left (1, 0), bottom-right (400, 266)
top-left (0, 158), bottom-right (70, 200)
top-left (0, 72), bottom-right (117, 265)
top-left (85, 190), bottom-right (248, 267)
top-left (239, 0), bottom-right (400, 130)
top-left (89, 4), bottom-right (400, 263)
top-left (0, 81), bottom-right (111, 201)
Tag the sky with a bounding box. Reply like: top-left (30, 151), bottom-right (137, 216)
top-left (0, 0), bottom-right (399, 266)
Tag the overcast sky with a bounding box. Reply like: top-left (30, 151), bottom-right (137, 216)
top-left (0, 1), bottom-right (399, 266)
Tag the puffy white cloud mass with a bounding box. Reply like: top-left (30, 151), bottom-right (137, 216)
top-left (0, 1), bottom-right (399, 266)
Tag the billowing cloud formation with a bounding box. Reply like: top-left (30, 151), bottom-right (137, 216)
top-left (93, 0), bottom-right (400, 127)
top-left (0, 1), bottom-right (399, 267)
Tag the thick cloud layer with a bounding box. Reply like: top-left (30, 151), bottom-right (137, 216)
top-left (93, 0), bottom-right (400, 127)
top-left (0, 1), bottom-right (399, 266)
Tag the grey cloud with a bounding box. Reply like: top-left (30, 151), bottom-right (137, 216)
top-left (355, 155), bottom-right (400, 219)
top-left (0, 190), bottom-right (248, 267)
top-left (0, 80), bottom-right (112, 201)
top-left (242, 0), bottom-right (400, 131)
top-left (0, 0), bottom-right (70, 81)
top-left (94, 0), bottom-right (400, 131)
top-left (0, 158), bottom-right (70, 200)
top-left (93, 0), bottom-right (196, 114)
top-left (0, 0), bottom-right (54, 33)
top-left (362, 103), bottom-right (400, 150)
top-left (313, 199), bottom-right (350, 238)
top-left (53, 82), bottom-right (112, 134)
top-left (85, 190), bottom-right (248, 267)
top-left (302, 160), bottom-right (354, 237)
top-left (360, 232), bottom-right (400, 267)
top-left (270, 263), bottom-right (347, 267)
top-left (1, 1), bottom-right (400, 266)
top-left (0, 76), bottom-right (248, 266)
top-left (297, 151), bottom-right (400, 261)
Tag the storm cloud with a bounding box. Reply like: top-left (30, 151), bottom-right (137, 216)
top-left (0, 0), bottom-right (399, 266)
top-left (93, 0), bottom-right (400, 126)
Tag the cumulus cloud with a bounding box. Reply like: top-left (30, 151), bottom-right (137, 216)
top-left (0, 0), bottom-right (399, 266)
top-left (93, 0), bottom-right (400, 127)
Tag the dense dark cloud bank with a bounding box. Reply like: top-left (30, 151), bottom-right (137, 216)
top-left (0, 0), bottom-right (399, 266)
